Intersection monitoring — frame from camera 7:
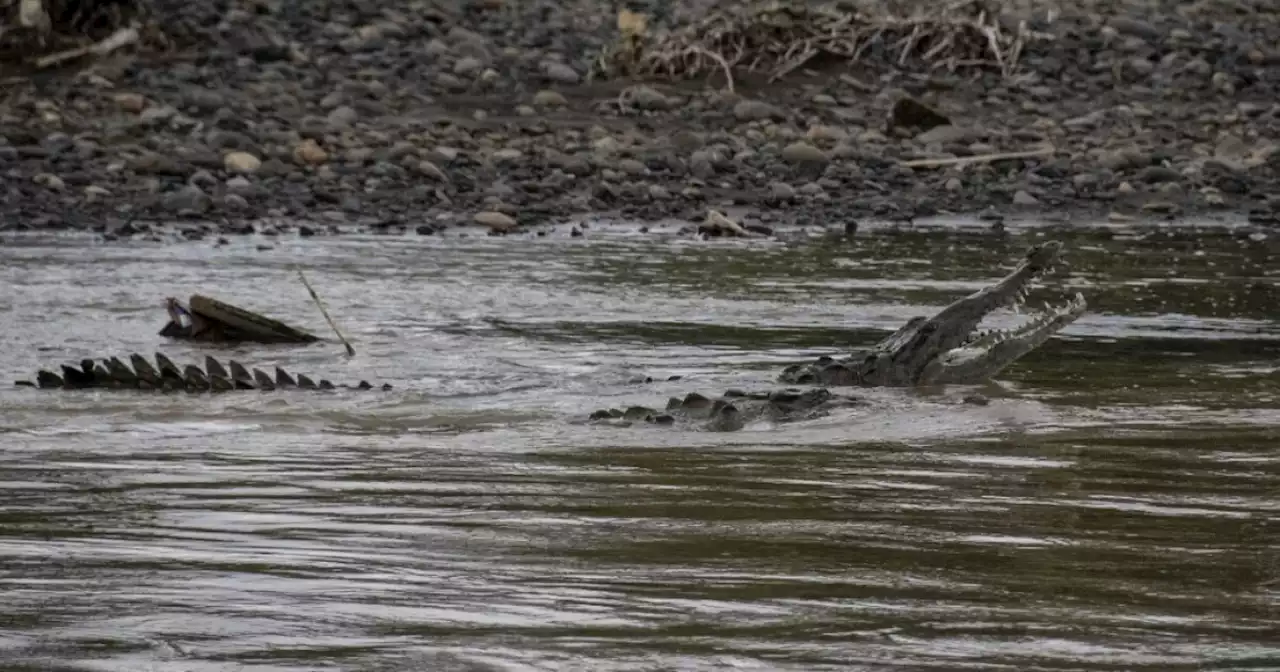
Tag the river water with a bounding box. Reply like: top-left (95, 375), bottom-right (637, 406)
top-left (0, 221), bottom-right (1277, 671)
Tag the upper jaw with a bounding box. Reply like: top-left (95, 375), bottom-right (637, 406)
top-left (920, 291), bottom-right (1088, 385)
top-left (891, 240), bottom-right (1067, 380)
top-left (931, 240), bottom-right (1064, 342)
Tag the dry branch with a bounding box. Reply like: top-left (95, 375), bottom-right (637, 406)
top-left (899, 147), bottom-right (1055, 168)
top-left (33, 24), bottom-right (135, 67)
top-left (592, 0), bottom-right (1045, 88)
top-left (296, 268), bottom-right (357, 358)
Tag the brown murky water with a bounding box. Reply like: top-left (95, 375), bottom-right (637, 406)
top-left (1, 221), bottom-right (1277, 671)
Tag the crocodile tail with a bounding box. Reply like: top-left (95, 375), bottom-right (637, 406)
top-left (204, 356), bottom-right (230, 381)
top-left (183, 365), bottom-right (211, 392)
top-left (275, 367), bottom-right (297, 388)
top-left (130, 353), bottom-right (162, 387)
top-left (252, 368), bottom-right (276, 390)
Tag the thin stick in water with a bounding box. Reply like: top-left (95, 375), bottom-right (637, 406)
top-left (295, 268), bottom-right (356, 357)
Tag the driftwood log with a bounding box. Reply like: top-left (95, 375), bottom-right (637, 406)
top-left (160, 294), bottom-right (322, 345)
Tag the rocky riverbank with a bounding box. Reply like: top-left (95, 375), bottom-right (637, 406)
top-left (2, 0), bottom-right (1279, 241)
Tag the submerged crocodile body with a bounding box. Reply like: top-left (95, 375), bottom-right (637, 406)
top-left (588, 387), bottom-right (865, 432)
top-left (14, 353), bottom-right (389, 392)
top-left (588, 241), bottom-right (1087, 430)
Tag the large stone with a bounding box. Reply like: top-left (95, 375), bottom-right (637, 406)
top-left (473, 211), bottom-right (518, 232)
top-left (890, 97), bottom-right (950, 133)
top-left (223, 151), bottom-right (262, 174)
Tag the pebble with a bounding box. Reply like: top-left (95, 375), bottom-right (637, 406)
top-left (624, 85), bottom-right (671, 111)
top-left (769, 181), bottom-right (797, 201)
top-left (163, 185), bottom-right (212, 213)
top-left (541, 61), bottom-right (580, 84)
top-left (326, 106), bottom-right (358, 127)
top-left (293, 139), bottom-right (329, 166)
top-left (733, 100), bottom-right (783, 121)
top-left (533, 90), bottom-right (568, 107)
top-left (113, 93), bottom-right (147, 113)
top-left (1013, 190), bottom-right (1040, 206)
top-left (781, 142), bottom-right (827, 164)
top-left (33, 173), bottom-right (65, 190)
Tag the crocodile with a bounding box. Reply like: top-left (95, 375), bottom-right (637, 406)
top-left (13, 353), bottom-right (390, 392)
top-left (586, 240), bottom-right (1087, 431)
top-left (778, 240), bottom-right (1086, 387)
top-left (586, 387), bottom-right (866, 432)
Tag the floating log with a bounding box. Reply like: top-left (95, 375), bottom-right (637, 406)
top-left (159, 294), bottom-right (320, 344)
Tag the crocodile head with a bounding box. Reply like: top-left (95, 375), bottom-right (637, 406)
top-left (781, 240), bottom-right (1086, 387)
top-left (882, 240), bottom-right (1086, 385)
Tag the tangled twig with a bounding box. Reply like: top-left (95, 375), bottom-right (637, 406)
top-left (591, 0), bottom-right (1045, 89)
